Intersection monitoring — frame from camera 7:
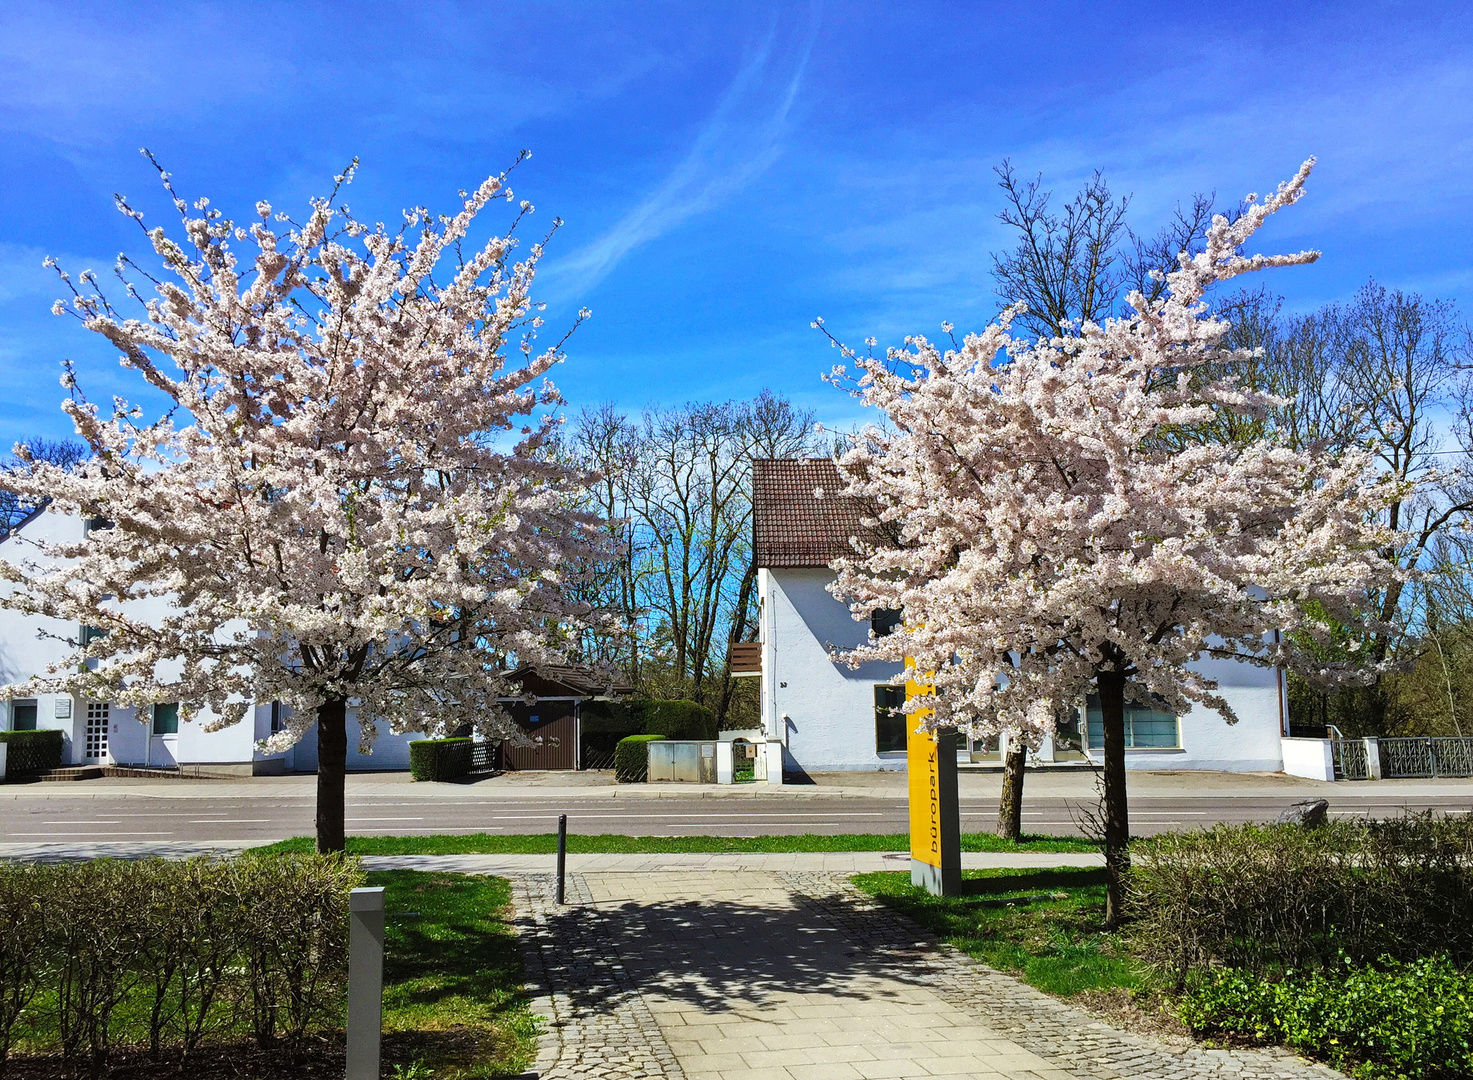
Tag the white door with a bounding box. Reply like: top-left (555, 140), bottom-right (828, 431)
top-left (84, 702), bottom-right (110, 762)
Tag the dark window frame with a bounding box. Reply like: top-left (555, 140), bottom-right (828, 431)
top-left (152, 702), bottom-right (180, 736)
top-left (874, 684), bottom-right (907, 753)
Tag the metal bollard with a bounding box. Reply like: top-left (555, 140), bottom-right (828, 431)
top-left (556, 813), bottom-right (567, 905)
top-left (346, 886), bottom-right (386, 1080)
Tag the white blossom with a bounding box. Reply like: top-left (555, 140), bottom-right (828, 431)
top-left (826, 159), bottom-right (1406, 746)
top-left (1, 158), bottom-right (611, 758)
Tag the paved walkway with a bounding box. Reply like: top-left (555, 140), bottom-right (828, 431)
top-left (517, 870), bottom-right (1344, 1080)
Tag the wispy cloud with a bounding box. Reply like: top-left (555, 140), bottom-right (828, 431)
top-left (545, 17), bottom-right (816, 298)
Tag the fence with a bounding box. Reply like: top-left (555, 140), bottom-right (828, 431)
top-left (1332, 737), bottom-right (1371, 781)
top-left (470, 741), bottom-right (497, 773)
top-left (1379, 736), bottom-right (1473, 779)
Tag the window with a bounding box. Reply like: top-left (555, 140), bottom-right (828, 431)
top-left (10, 700), bottom-right (37, 731)
top-left (80, 624), bottom-right (108, 646)
top-left (152, 702), bottom-right (180, 735)
top-left (870, 608), bottom-right (903, 637)
top-left (1084, 695), bottom-right (1180, 749)
top-left (874, 685), bottom-right (907, 753)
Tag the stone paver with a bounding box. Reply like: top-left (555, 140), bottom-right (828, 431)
top-left (516, 869), bottom-right (1345, 1080)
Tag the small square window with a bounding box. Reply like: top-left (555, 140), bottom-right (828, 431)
top-left (871, 608), bottom-right (903, 637)
top-left (874, 685), bottom-right (907, 753)
top-left (10, 700), bottom-right (37, 731)
top-left (152, 702), bottom-right (180, 736)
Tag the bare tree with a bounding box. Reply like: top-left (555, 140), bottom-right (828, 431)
top-left (0, 438), bottom-right (88, 532)
top-left (991, 163), bottom-right (1131, 339)
top-left (568, 392), bottom-right (818, 724)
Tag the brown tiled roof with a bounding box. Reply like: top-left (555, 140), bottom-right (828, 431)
top-left (752, 459), bottom-right (876, 569)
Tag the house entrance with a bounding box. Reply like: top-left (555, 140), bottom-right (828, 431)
top-left (84, 702), bottom-right (110, 762)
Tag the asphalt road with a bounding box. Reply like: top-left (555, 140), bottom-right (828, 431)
top-left (3, 775), bottom-right (1471, 845)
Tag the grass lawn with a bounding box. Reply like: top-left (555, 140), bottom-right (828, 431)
top-left (850, 867), bottom-right (1138, 998)
top-left (373, 869), bottom-right (537, 1080)
top-left (255, 831), bottom-right (1098, 856)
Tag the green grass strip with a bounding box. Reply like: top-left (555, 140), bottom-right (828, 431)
top-left (372, 869), bottom-right (537, 1078)
top-left (851, 867), bottom-right (1138, 998)
top-left (253, 831), bottom-right (1098, 856)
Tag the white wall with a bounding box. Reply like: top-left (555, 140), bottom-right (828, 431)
top-left (0, 510), bottom-right (260, 767)
top-left (762, 567), bottom-right (906, 772)
top-left (764, 565), bottom-right (1289, 774)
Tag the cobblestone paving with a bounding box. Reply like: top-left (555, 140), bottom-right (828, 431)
top-left (515, 870), bottom-right (1345, 1080)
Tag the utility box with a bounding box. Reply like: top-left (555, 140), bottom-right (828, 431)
top-left (647, 740), bottom-right (718, 783)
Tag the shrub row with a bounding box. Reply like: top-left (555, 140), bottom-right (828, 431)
top-left (614, 734), bottom-right (665, 783)
top-left (408, 737), bottom-right (473, 781)
top-left (0, 854), bottom-right (362, 1073)
top-left (0, 729), bottom-right (64, 776)
top-left (1128, 815), bottom-right (1473, 982)
top-left (1179, 956), bottom-right (1472, 1080)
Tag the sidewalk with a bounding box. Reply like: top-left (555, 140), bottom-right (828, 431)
top-left (0, 842), bottom-right (1101, 871)
top-left (518, 869), bottom-right (1343, 1080)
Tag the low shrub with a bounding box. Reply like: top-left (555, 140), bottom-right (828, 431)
top-left (0, 853), bottom-right (360, 1071)
top-left (614, 734), bottom-right (665, 783)
top-left (1179, 956), bottom-right (1473, 1080)
top-left (0, 729), bottom-right (65, 775)
top-left (408, 737), bottom-right (473, 781)
top-left (1128, 815), bottom-right (1473, 983)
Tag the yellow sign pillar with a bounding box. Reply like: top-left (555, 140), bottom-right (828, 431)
top-left (906, 660), bottom-right (961, 895)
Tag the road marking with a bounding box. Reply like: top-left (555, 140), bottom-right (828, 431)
top-left (188, 819), bottom-right (271, 824)
top-left (8, 831), bottom-right (175, 837)
top-left (42, 820), bottom-right (124, 825)
top-left (346, 817), bottom-right (425, 822)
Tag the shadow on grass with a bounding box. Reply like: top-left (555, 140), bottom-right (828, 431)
top-left (958, 867), bottom-right (1109, 897)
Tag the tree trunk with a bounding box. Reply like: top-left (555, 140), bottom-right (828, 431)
top-left (996, 742), bottom-right (1027, 842)
top-left (1097, 669), bottom-right (1131, 928)
top-left (315, 697), bottom-right (348, 855)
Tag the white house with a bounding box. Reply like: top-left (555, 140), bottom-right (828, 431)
top-left (748, 459), bottom-right (1293, 775)
top-left (0, 506), bottom-right (619, 774)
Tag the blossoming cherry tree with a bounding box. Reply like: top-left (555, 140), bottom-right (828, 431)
top-left (0, 154), bottom-right (607, 852)
top-left (824, 159), bottom-right (1404, 924)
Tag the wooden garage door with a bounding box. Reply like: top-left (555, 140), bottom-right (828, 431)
top-left (500, 701), bottom-right (577, 771)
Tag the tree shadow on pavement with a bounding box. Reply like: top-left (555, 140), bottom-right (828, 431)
top-left (528, 882), bottom-right (940, 1017)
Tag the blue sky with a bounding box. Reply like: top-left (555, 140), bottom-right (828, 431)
top-left (2, 1), bottom-right (1471, 448)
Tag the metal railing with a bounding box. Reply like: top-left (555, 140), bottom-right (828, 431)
top-left (1332, 737), bottom-right (1371, 780)
top-left (1379, 736), bottom-right (1473, 779)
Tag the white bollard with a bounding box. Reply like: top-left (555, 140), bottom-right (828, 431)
top-left (346, 886), bottom-right (386, 1080)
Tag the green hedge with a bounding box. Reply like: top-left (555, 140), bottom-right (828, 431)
top-left (638, 698), bottom-right (716, 740)
top-left (581, 698), bottom-right (717, 740)
top-left (1129, 815), bottom-right (1473, 983)
top-left (1179, 956), bottom-right (1472, 1080)
top-left (614, 734), bottom-right (665, 783)
top-left (0, 729), bottom-right (64, 776)
top-left (409, 737), bottom-right (474, 781)
top-left (0, 854), bottom-right (361, 1069)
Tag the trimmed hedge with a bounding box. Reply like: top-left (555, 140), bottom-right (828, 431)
top-left (409, 737), bottom-right (473, 782)
top-left (1179, 956), bottom-right (1473, 1080)
top-left (0, 729), bottom-right (64, 776)
top-left (614, 734), bottom-right (665, 783)
top-left (0, 854), bottom-right (361, 1070)
top-left (638, 698), bottom-right (716, 740)
top-left (1129, 815), bottom-right (1473, 983)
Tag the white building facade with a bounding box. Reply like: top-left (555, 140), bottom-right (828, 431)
top-left (751, 459), bottom-right (1293, 776)
top-left (0, 506), bottom-right (429, 773)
